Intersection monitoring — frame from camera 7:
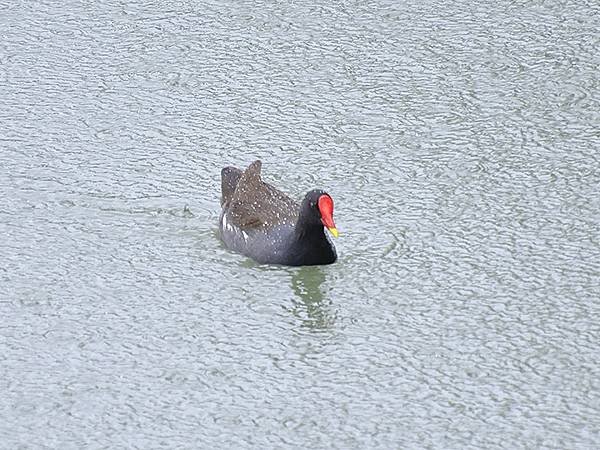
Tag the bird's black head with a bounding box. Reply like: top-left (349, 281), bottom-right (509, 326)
top-left (300, 189), bottom-right (338, 237)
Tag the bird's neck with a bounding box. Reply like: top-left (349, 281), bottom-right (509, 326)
top-left (294, 221), bottom-right (326, 241)
top-left (294, 209), bottom-right (325, 240)
top-left (288, 214), bottom-right (336, 265)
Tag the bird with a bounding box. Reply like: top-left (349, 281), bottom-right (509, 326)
top-left (218, 160), bottom-right (338, 266)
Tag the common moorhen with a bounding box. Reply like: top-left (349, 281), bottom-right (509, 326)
top-left (219, 160), bottom-right (338, 266)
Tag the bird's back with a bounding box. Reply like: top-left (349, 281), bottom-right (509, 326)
top-left (222, 160), bottom-right (299, 231)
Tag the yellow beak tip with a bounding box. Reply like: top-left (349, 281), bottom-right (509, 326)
top-left (328, 227), bottom-right (339, 238)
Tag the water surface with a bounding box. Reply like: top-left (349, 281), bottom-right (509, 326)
top-left (1, 0), bottom-right (599, 448)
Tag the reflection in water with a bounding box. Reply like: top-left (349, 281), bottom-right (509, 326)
top-left (290, 266), bottom-right (335, 330)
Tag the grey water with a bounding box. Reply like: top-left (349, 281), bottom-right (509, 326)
top-left (1, 0), bottom-right (599, 448)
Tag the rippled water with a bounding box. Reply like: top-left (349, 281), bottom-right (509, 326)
top-left (2, 0), bottom-right (599, 448)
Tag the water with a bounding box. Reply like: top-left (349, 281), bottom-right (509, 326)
top-left (1, 0), bottom-right (599, 448)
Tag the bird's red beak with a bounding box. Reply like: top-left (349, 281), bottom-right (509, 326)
top-left (318, 195), bottom-right (338, 238)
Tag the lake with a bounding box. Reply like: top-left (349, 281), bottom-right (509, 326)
top-left (1, 0), bottom-right (599, 448)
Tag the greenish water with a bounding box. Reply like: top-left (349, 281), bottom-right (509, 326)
top-left (1, 0), bottom-right (599, 448)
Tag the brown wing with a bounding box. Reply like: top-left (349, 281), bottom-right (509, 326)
top-left (220, 166), bottom-right (243, 207)
top-left (228, 160), bottom-right (299, 230)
